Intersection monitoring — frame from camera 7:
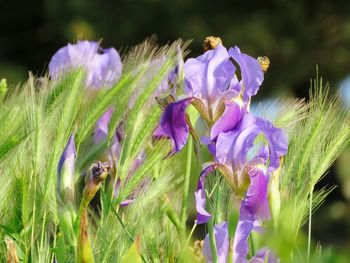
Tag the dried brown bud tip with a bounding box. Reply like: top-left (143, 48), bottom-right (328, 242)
top-left (203, 36), bottom-right (222, 51)
top-left (257, 56), bottom-right (270, 73)
top-left (91, 161), bottom-right (110, 183)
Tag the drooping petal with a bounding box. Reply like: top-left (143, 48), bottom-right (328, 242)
top-left (153, 97), bottom-right (193, 155)
top-left (233, 165), bottom-right (270, 263)
top-left (228, 46), bottom-right (264, 102)
top-left (248, 248), bottom-right (279, 263)
top-left (49, 41), bottom-right (122, 89)
top-left (57, 134), bottom-right (77, 201)
top-left (255, 117), bottom-right (288, 171)
top-left (211, 100), bottom-right (245, 140)
top-left (215, 114), bottom-right (260, 169)
top-left (244, 164), bottom-right (270, 221)
top-left (195, 164), bottom-right (218, 224)
top-left (93, 108), bottom-right (114, 144)
top-left (216, 113), bottom-right (288, 172)
top-left (184, 44), bottom-right (235, 109)
top-left (202, 222), bottom-right (229, 263)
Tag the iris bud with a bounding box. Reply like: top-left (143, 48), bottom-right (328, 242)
top-left (81, 161), bottom-right (110, 207)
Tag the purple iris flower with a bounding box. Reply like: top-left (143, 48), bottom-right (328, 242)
top-left (202, 222), bottom-right (278, 263)
top-left (155, 44), bottom-right (264, 155)
top-left (195, 113), bottom-right (288, 224)
top-left (57, 134), bottom-right (76, 202)
top-left (202, 221), bottom-right (229, 263)
top-left (49, 40), bottom-right (122, 89)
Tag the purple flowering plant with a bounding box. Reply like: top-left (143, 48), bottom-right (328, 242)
top-left (0, 37), bottom-right (349, 263)
top-left (154, 37), bottom-right (289, 262)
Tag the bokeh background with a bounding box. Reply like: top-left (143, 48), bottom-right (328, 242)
top-left (1, 0), bottom-right (350, 253)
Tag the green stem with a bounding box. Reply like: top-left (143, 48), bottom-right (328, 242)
top-left (180, 136), bottom-right (193, 244)
top-left (163, 196), bottom-right (182, 235)
top-left (307, 186), bottom-right (314, 263)
top-left (110, 206), bottom-right (147, 263)
top-left (207, 218), bottom-right (218, 263)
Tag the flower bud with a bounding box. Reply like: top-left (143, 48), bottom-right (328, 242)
top-left (57, 135), bottom-right (76, 203)
top-left (81, 161), bottom-right (110, 207)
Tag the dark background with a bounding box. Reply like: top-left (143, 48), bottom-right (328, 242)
top-left (1, 0), bottom-right (350, 251)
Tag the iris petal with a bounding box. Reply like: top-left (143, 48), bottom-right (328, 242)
top-left (248, 248), bottom-right (278, 263)
top-left (203, 222), bottom-right (229, 263)
top-left (94, 108), bottom-right (114, 144)
top-left (153, 98), bottom-right (193, 156)
top-left (228, 46), bottom-right (264, 102)
top-left (195, 164), bottom-right (218, 224)
top-left (57, 134), bottom-right (76, 201)
top-left (49, 41), bottom-right (122, 89)
top-left (233, 166), bottom-right (270, 263)
top-left (211, 101), bottom-right (245, 140)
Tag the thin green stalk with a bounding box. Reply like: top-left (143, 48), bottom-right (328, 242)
top-left (207, 218), bottom-right (218, 263)
top-left (163, 196), bottom-right (182, 235)
top-left (39, 210), bottom-right (47, 251)
top-left (185, 223), bottom-right (197, 248)
top-left (180, 136), bottom-right (193, 244)
top-left (110, 206), bottom-right (147, 263)
top-left (307, 186), bottom-right (314, 263)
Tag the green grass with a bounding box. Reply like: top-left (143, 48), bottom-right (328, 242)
top-left (0, 40), bottom-right (349, 262)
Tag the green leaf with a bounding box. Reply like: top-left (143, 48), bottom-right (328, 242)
top-left (121, 236), bottom-right (142, 263)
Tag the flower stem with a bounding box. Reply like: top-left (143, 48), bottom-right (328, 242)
top-left (207, 218), bottom-right (218, 263)
top-left (180, 136), bottom-right (193, 245)
top-left (163, 195), bottom-right (182, 235)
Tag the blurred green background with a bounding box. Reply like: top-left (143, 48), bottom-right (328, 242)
top-left (1, 0), bottom-right (350, 254)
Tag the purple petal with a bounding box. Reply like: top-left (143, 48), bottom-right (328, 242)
top-left (211, 100), bottom-right (246, 140)
top-left (255, 117), bottom-right (288, 171)
top-left (203, 222), bottom-right (229, 263)
top-left (184, 45), bottom-right (235, 107)
top-left (94, 108), bottom-right (114, 144)
top-left (228, 46), bottom-right (263, 102)
top-left (195, 164), bottom-right (218, 224)
top-left (153, 97), bottom-right (193, 156)
top-left (49, 41), bottom-right (122, 89)
top-left (244, 165), bottom-right (270, 221)
top-left (89, 47), bottom-right (122, 88)
top-left (233, 218), bottom-right (255, 263)
top-left (216, 113), bottom-right (288, 172)
top-left (233, 165), bottom-right (270, 263)
top-left (57, 135), bottom-right (76, 197)
top-left (215, 114), bottom-right (260, 169)
top-left (249, 248), bottom-right (279, 263)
